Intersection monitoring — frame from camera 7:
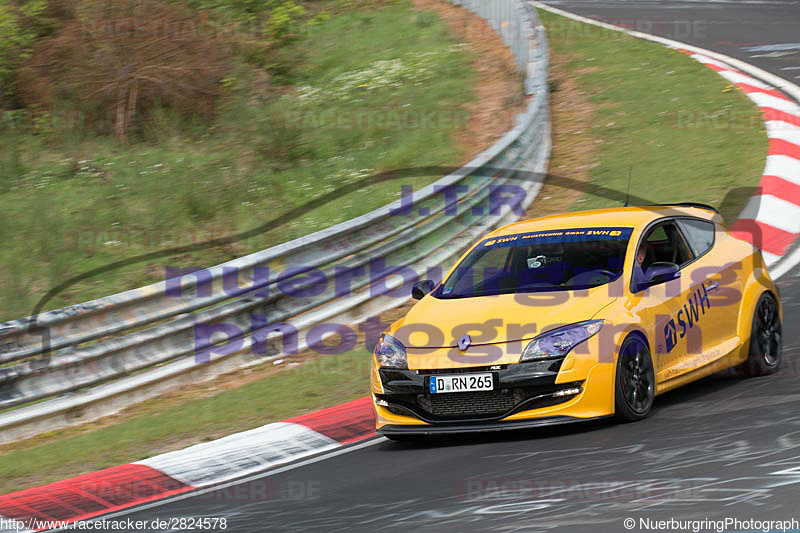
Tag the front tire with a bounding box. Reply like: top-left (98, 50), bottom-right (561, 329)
top-left (614, 334), bottom-right (655, 421)
top-left (740, 292), bottom-right (782, 376)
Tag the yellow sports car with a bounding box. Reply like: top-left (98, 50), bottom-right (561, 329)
top-left (370, 204), bottom-right (782, 437)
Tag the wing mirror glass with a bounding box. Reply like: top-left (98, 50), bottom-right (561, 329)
top-left (412, 279), bottom-right (435, 300)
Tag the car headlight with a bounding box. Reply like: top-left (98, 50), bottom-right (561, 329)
top-left (374, 333), bottom-right (408, 369)
top-left (521, 320), bottom-right (603, 361)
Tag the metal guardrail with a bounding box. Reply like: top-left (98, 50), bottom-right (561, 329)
top-left (452, 0), bottom-right (543, 94)
top-left (0, 0), bottom-right (551, 442)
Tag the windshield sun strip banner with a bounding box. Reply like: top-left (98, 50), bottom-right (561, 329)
top-left (480, 227), bottom-right (634, 249)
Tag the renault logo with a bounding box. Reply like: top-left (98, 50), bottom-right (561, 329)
top-left (458, 334), bottom-right (472, 351)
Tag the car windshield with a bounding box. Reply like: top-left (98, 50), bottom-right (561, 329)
top-left (436, 227), bottom-right (633, 298)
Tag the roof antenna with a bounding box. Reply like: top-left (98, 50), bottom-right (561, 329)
top-left (624, 166), bottom-right (633, 207)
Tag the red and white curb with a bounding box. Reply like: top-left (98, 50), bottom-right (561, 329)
top-left (0, 397), bottom-right (375, 531)
top-left (683, 52), bottom-right (800, 265)
top-left (533, 1), bottom-right (800, 273)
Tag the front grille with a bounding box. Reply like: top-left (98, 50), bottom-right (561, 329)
top-left (411, 390), bottom-right (516, 417)
top-left (381, 381), bottom-right (583, 422)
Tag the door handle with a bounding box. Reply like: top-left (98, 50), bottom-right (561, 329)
top-left (707, 282), bottom-right (720, 292)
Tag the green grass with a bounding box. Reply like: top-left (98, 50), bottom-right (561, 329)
top-left (0, 0), bottom-right (475, 321)
top-left (0, 349), bottom-right (371, 494)
top-left (539, 9), bottom-right (766, 220)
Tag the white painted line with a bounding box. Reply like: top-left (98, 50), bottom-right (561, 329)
top-left (771, 245), bottom-right (800, 279)
top-left (750, 51), bottom-right (798, 59)
top-left (690, 54), bottom-right (737, 71)
top-left (763, 154), bottom-right (800, 185)
top-left (766, 121), bottom-right (800, 145)
top-left (739, 195), bottom-right (800, 234)
top-left (746, 43), bottom-right (800, 53)
top-left (58, 437), bottom-right (387, 531)
top-left (717, 70), bottom-right (772, 90)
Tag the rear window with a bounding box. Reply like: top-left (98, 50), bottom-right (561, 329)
top-left (436, 227), bottom-right (633, 298)
top-left (678, 218), bottom-right (715, 257)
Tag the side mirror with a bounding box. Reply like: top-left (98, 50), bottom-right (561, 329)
top-left (412, 279), bottom-right (435, 300)
top-left (637, 262), bottom-right (680, 291)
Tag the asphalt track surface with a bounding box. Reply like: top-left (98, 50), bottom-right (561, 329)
top-left (94, 2), bottom-right (800, 532)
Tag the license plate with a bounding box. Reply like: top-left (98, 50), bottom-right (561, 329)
top-left (429, 373), bottom-right (494, 394)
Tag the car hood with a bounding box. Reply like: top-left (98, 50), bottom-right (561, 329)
top-left (389, 285), bottom-right (616, 349)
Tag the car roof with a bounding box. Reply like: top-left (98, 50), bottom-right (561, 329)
top-left (488, 205), bottom-right (721, 238)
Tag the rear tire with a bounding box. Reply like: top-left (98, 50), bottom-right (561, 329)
top-left (614, 334), bottom-right (655, 422)
top-left (740, 293), bottom-right (782, 376)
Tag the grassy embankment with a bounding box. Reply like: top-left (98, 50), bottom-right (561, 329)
top-left (537, 9), bottom-right (764, 219)
top-left (0, 0), bottom-right (474, 321)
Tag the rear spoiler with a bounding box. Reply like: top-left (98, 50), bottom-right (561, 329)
top-left (642, 202), bottom-right (720, 214)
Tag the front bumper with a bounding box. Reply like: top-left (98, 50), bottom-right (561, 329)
top-left (375, 358), bottom-right (583, 423)
top-left (372, 357), bottom-right (616, 431)
top-left (379, 415), bottom-right (610, 436)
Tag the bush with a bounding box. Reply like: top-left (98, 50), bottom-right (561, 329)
top-left (16, 0), bottom-right (233, 140)
top-left (12, 0), bottom-right (317, 139)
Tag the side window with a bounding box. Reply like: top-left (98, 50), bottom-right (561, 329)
top-left (637, 222), bottom-right (694, 271)
top-left (678, 218), bottom-right (715, 257)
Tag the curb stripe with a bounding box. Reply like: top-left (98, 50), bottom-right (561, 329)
top-left (760, 175), bottom-right (800, 205)
top-left (0, 465), bottom-right (193, 530)
top-left (763, 154), bottom-right (800, 185)
top-left (137, 422), bottom-right (340, 487)
top-left (768, 138), bottom-right (800, 159)
top-left (749, 93), bottom-right (800, 114)
top-left (766, 121), bottom-right (800, 145)
top-left (738, 194), bottom-right (800, 235)
top-left (703, 62), bottom-right (730, 73)
top-left (730, 219), bottom-right (799, 256)
top-left (762, 108), bottom-right (800, 126)
top-left (737, 83), bottom-right (792, 101)
top-left (287, 396), bottom-right (376, 444)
